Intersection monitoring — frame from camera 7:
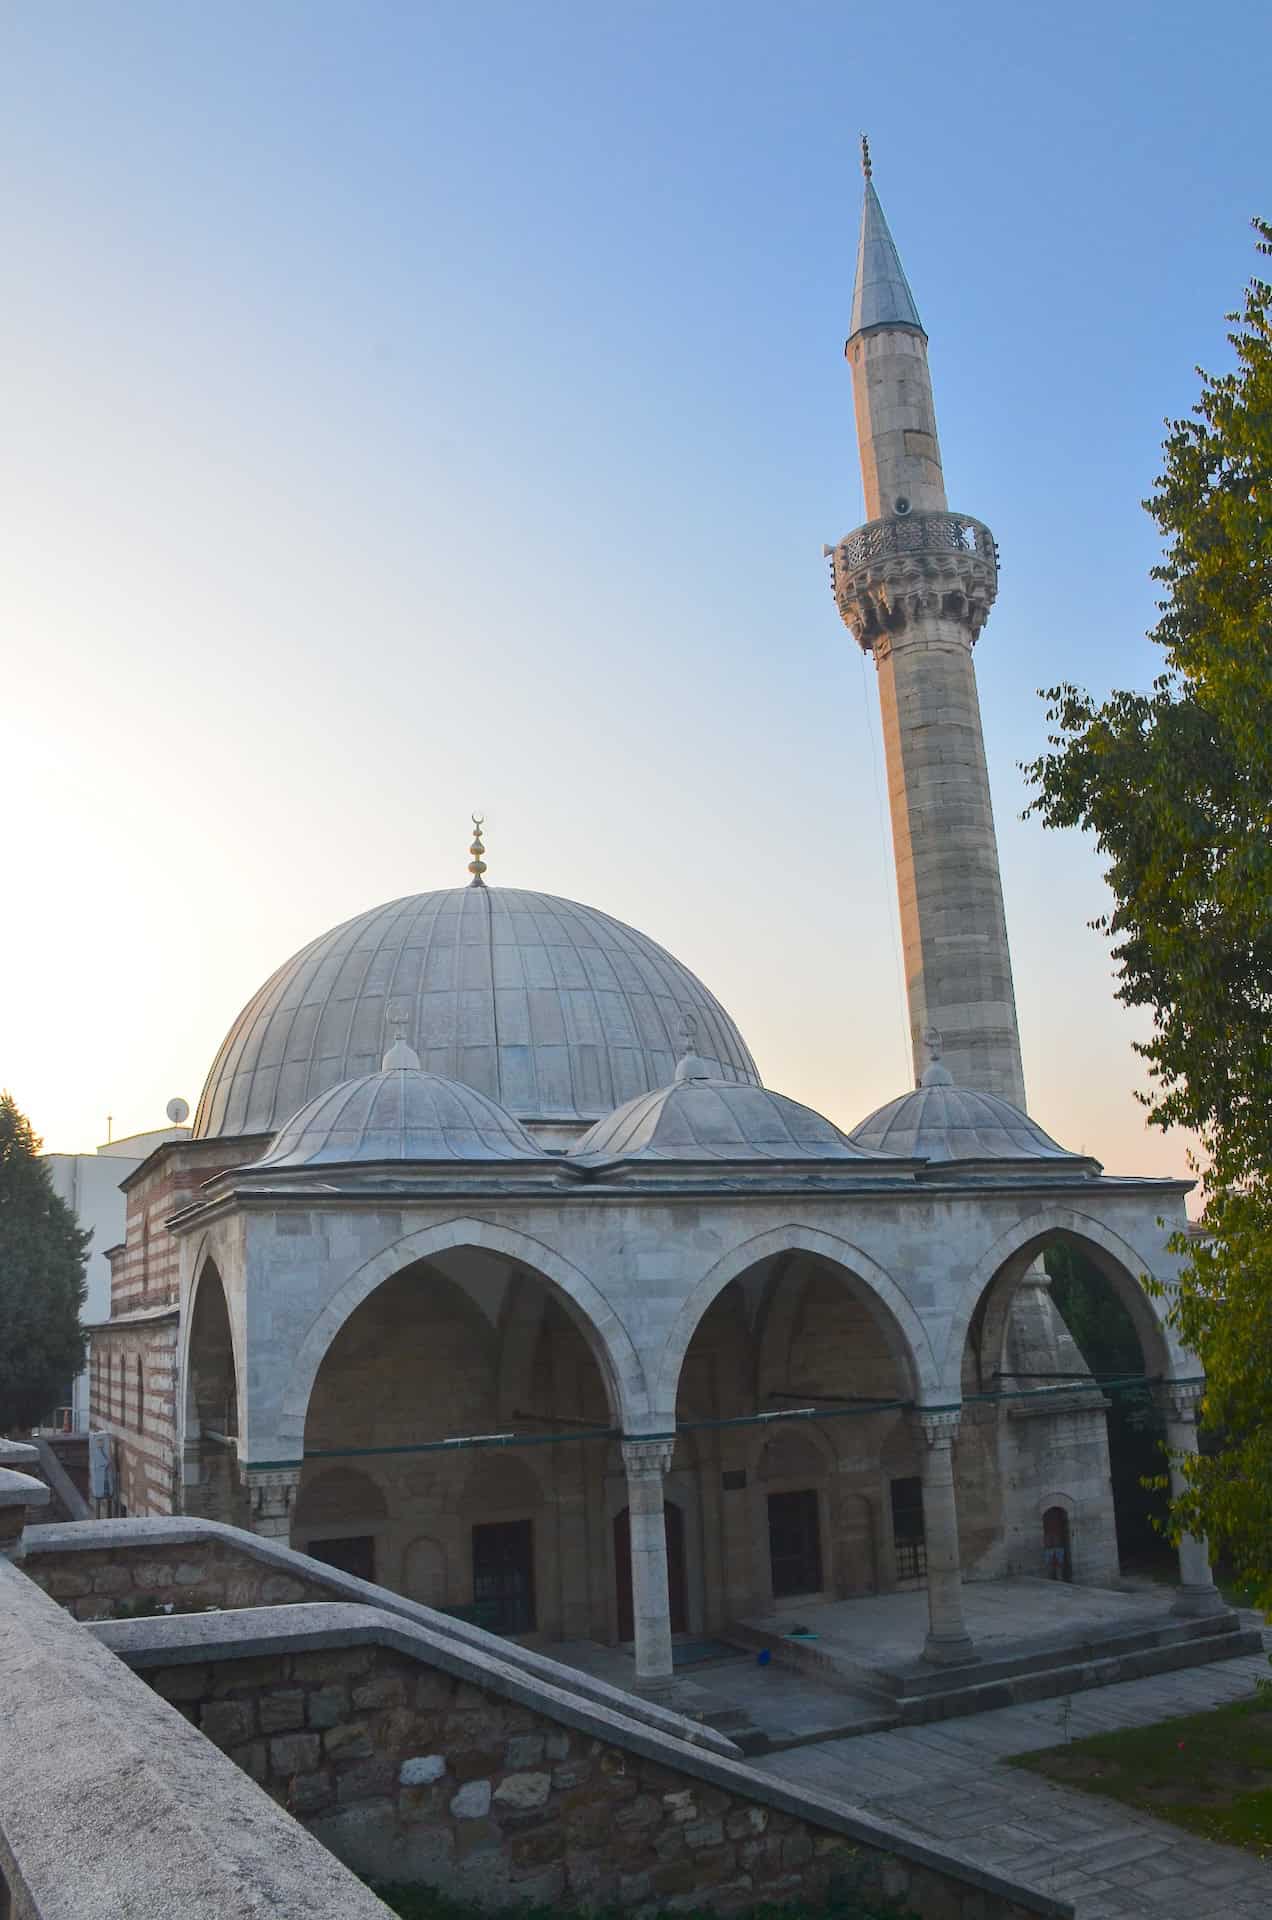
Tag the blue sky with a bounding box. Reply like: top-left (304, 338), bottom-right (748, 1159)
top-left (3, 1), bottom-right (1267, 1175)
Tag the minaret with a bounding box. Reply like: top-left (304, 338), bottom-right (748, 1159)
top-left (828, 140), bottom-right (1026, 1105)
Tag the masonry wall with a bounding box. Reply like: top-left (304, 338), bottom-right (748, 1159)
top-left (135, 1631), bottom-right (1057, 1919)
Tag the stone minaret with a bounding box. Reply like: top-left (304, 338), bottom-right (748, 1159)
top-left (828, 141), bottom-right (1026, 1104)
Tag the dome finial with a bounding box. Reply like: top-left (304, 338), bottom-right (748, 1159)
top-left (674, 1012), bottom-right (712, 1084)
top-left (468, 814), bottom-right (488, 888)
top-left (382, 997), bottom-right (421, 1071)
top-left (919, 1026), bottom-right (953, 1088)
top-left (861, 132), bottom-right (872, 181)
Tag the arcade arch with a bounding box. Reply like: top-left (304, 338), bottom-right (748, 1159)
top-left (182, 1259), bottom-right (248, 1528)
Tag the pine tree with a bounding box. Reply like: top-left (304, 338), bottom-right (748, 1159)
top-left (0, 1093), bottom-right (90, 1432)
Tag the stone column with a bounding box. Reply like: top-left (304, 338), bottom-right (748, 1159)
top-left (1156, 1383), bottom-right (1225, 1617)
top-left (242, 1465), bottom-right (302, 1542)
top-left (915, 1411), bottom-right (976, 1665)
top-left (621, 1437), bottom-right (677, 1697)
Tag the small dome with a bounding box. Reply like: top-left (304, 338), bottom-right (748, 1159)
top-left (254, 1069), bottom-right (546, 1168)
top-left (849, 1075), bottom-right (1091, 1167)
top-left (570, 1076), bottom-right (897, 1169)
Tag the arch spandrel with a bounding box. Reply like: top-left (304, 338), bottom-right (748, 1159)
top-left (275, 1216), bottom-right (646, 1455)
top-left (655, 1224), bottom-right (938, 1418)
top-left (943, 1205), bottom-right (1190, 1388)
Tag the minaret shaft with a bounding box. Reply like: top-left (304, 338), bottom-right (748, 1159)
top-left (832, 176), bottom-right (1025, 1104)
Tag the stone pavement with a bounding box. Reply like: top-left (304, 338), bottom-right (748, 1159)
top-left (752, 1646), bottom-right (1272, 1917)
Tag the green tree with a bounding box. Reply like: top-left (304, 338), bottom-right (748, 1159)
top-left (1024, 220), bottom-right (1272, 1602)
top-left (0, 1093), bottom-right (89, 1432)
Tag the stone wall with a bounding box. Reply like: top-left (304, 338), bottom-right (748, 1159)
top-left (104, 1603), bottom-right (1069, 1920)
top-left (24, 1529), bottom-right (336, 1620)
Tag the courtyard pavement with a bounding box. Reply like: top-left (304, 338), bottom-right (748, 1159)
top-left (752, 1642), bottom-right (1272, 1918)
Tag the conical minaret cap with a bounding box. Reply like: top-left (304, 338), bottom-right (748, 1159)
top-left (849, 144), bottom-right (924, 340)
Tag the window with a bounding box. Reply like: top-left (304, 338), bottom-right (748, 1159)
top-left (135, 1357), bottom-right (144, 1431)
top-left (307, 1535), bottom-right (376, 1583)
top-left (472, 1520), bottom-right (536, 1635)
top-left (890, 1475), bottom-right (927, 1581)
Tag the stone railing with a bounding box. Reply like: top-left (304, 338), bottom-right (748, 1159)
top-left (92, 1601), bottom-right (1071, 1919)
top-left (0, 1447), bottom-right (50, 1561)
top-left (0, 1556), bottom-right (394, 1920)
top-left (827, 510), bottom-right (1000, 651)
top-left (831, 510), bottom-right (999, 580)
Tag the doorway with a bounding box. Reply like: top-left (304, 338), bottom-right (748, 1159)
top-left (306, 1534), bottom-right (376, 1583)
top-left (472, 1519), bottom-right (536, 1634)
top-left (614, 1501), bottom-right (688, 1643)
top-left (768, 1488), bottom-right (823, 1597)
top-left (1043, 1506), bottom-right (1072, 1582)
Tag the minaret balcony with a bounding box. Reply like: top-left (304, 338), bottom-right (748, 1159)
top-left (825, 511), bottom-right (1000, 653)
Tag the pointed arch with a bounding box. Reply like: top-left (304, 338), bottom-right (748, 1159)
top-left (276, 1216), bottom-right (645, 1454)
top-left (943, 1205), bottom-right (1188, 1388)
top-left (655, 1225), bottom-right (937, 1417)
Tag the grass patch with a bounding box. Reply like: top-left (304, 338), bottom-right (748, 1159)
top-left (1010, 1692), bottom-right (1272, 1856)
top-left (368, 1890), bottom-right (917, 1920)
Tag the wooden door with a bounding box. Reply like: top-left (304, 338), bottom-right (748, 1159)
top-left (768, 1488), bottom-right (823, 1597)
top-left (472, 1519), bottom-right (536, 1633)
top-left (614, 1501), bottom-right (688, 1643)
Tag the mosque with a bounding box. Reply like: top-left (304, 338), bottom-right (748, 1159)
top-left (89, 150), bottom-right (1217, 1697)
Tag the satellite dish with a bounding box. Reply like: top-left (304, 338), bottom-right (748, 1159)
top-left (166, 1096), bottom-right (190, 1126)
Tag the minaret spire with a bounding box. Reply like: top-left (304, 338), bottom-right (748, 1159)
top-left (827, 149), bottom-right (1026, 1107)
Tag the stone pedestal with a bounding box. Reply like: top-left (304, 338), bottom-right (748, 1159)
top-left (242, 1465), bottom-right (302, 1542)
top-left (621, 1438), bottom-right (677, 1698)
top-left (1157, 1383), bottom-right (1225, 1617)
top-left (915, 1412), bottom-right (976, 1665)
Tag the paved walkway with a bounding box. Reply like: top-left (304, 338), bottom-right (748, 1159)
top-left (754, 1647), bottom-right (1272, 1918)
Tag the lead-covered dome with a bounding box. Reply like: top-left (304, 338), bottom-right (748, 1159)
top-left (252, 1067), bottom-right (545, 1168)
top-left (849, 1063), bottom-right (1095, 1169)
top-left (194, 887), bottom-right (760, 1138)
top-left (570, 1068), bottom-right (898, 1170)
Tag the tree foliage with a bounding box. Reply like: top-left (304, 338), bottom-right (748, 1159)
top-left (0, 1093), bottom-right (89, 1432)
top-left (1024, 220), bottom-right (1272, 1600)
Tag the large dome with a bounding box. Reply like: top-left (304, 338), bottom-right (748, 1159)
top-left (193, 887), bottom-right (760, 1138)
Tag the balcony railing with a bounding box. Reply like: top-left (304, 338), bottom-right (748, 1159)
top-left (833, 511), bottom-right (998, 582)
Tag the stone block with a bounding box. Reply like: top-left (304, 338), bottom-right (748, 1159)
top-left (335, 1756), bottom-right (397, 1804)
top-left (173, 1561), bottom-right (211, 1586)
top-left (285, 1647), bottom-right (373, 1684)
top-left (617, 1870), bottom-right (652, 1906)
top-left (510, 1825), bottom-right (565, 1871)
top-left (200, 1700), bottom-right (254, 1747)
top-left (399, 1754), bottom-right (446, 1786)
top-left (450, 1778), bottom-right (492, 1819)
top-left (286, 1769), bottom-right (335, 1815)
top-left (455, 1817), bottom-right (502, 1859)
top-left (685, 1818), bottom-right (724, 1850)
top-left (414, 1670), bottom-right (454, 1708)
top-left (614, 1792), bottom-right (661, 1830)
top-left (90, 1565), bottom-right (134, 1596)
top-left (725, 1806), bottom-right (767, 1839)
top-left (652, 1859), bottom-right (696, 1897)
top-left (308, 1799), bottom-right (398, 1878)
top-left (352, 1671), bottom-right (408, 1711)
top-left (150, 1665), bottom-right (212, 1702)
top-left (493, 1771), bottom-right (551, 1811)
top-left (210, 1656), bottom-right (284, 1694)
top-left (259, 1689), bottom-right (306, 1734)
top-left (544, 1729), bottom-right (569, 1761)
top-left (43, 1569), bottom-right (92, 1599)
top-left (307, 1684), bottom-right (349, 1729)
top-left (782, 1830), bottom-right (813, 1869)
top-left (552, 1762), bottom-right (588, 1790)
top-left (269, 1732), bottom-right (321, 1776)
top-left (323, 1722), bottom-right (373, 1762)
top-left (227, 1739), bottom-right (268, 1785)
top-left (504, 1733), bottom-right (544, 1769)
top-left (663, 1788), bottom-right (697, 1822)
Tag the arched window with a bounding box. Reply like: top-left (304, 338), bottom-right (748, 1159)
top-left (135, 1356), bottom-right (144, 1432)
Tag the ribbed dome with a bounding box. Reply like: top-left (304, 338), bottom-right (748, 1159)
top-left (849, 1077), bottom-right (1090, 1166)
top-left (570, 1075), bottom-right (895, 1168)
top-left (194, 887), bottom-right (760, 1138)
top-left (253, 1069), bottom-right (545, 1168)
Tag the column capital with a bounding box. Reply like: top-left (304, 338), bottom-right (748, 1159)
top-left (242, 1464), bottom-right (302, 1535)
top-left (1155, 1379), bottom-right (1205, 1424)
top-left (621, 1437), bottom-right (675, 1478)
top-left (914, 1407), bottom-right (961, 1448)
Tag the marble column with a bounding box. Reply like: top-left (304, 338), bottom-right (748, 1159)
top-left (1157, 1383), bottom-right (1225, 1617)
top-left (915, 1410), bottom-right (976, 1665)
top-left (621, 1437), bottom-right (677, 1697)
top-left (242, 1465), bottom-right (302, 1542)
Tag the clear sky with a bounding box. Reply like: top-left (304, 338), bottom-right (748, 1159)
top-left (2, 1), bottom-right (1266, 1182)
